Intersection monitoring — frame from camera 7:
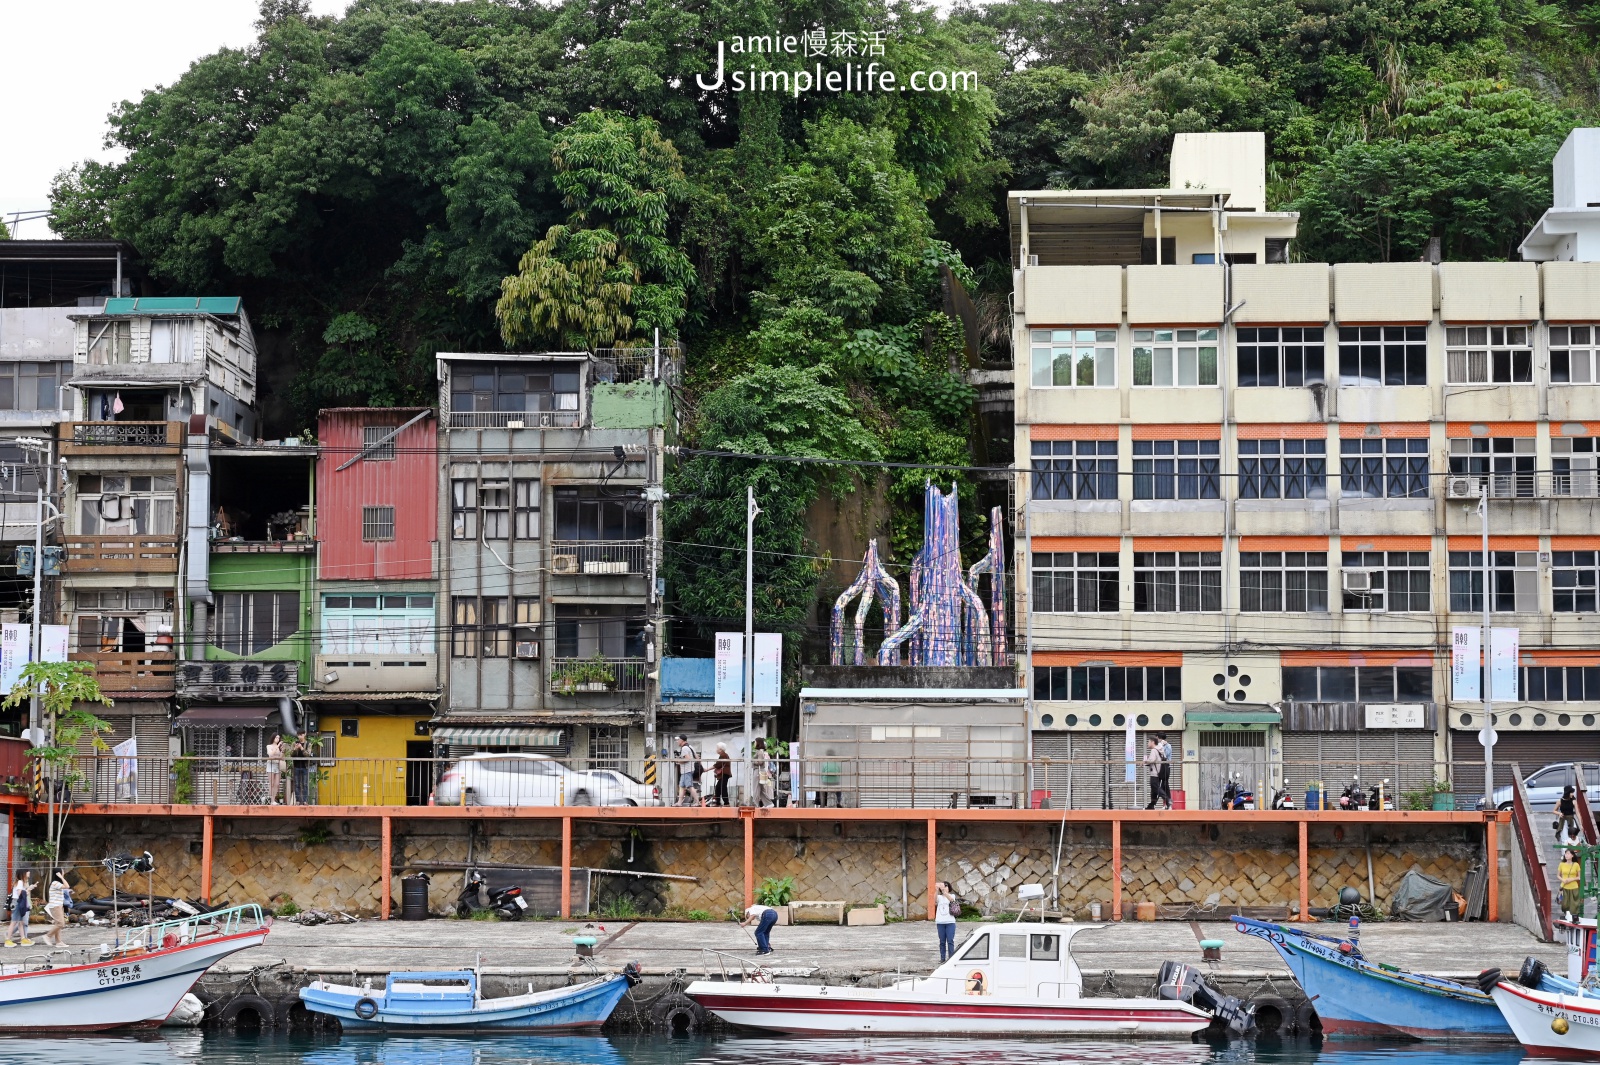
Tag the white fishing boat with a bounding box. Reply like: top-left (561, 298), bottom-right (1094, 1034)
top-left (0, 903), bottom-right (268, 1031)
top-left (1487, 943), bottom-right (1600, 1059)
top-left (685, 918), bottom-right (1253, 1038)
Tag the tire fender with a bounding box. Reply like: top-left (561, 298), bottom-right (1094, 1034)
top-left (1248, 995), bottom-right (1293, 1034)
top-left (217, 993), bottom-right (277, 1030)
top-left (650, 992), bottom-right (706, 1034)
top-left (274, 995), bottom-right (315, 1031)
top-left (1293, 999), bottom-right (1320, 1034)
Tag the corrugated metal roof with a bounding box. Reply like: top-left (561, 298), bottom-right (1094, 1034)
top-left (101, 297), bottom-right (241, 316)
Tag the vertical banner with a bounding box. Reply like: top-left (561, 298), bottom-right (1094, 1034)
top-left (752, 633), bottom-right (781, 706)
top-left (1451, 626), bottom-right (1481, 702)
top-left (1124, 714), bottom-right (1138, 784)
top-left (1491, 627), bottom-right (1520, 702)
top-left (0, 624), bottom-right (26, 695)
top-left (38, 625), bottom-right (68, 664)
top-left (713, 632), bottom-right (743, 706)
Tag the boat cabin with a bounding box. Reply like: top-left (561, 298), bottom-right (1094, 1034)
top-left (921, 922), bottom-right (1092, 999)
top-left (370, 971), bottom-right (479, 1013)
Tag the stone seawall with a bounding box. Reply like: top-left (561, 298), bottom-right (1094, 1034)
top-left (57, 816), bottom-right (1483, 920)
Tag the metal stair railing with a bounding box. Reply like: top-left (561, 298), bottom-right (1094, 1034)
top-left (1511, 762), bottom-right (1554, 941)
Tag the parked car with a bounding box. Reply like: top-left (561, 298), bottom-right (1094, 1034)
top-left (586, 768), bottom-right (662, 806)
top-left (433, 753), bottom-right (630, 807)
top-left (1476, 761), bottom-right (1600, 812)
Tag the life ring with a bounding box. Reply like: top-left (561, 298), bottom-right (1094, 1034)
top-left (353, 997), bottom-right (380, 1020)
top-left (965, 971), bottom-right (986, 995)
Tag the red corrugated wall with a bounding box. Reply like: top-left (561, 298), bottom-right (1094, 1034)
top-left (316, 409), bottom-right (436, 581)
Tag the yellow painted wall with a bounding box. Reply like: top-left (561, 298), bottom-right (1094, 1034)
top-left (317, 714), bottom-right (430, 806)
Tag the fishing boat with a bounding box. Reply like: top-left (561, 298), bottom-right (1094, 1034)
top-left (1486, 920), bottom-right (1600, 1059)
top-left (1232, 915), bottom-right (1512, 1040)
top-left (299, 963), bottom-right (640, 1031)
top-left (0, 902), bottom-right (269, 1031)
top-left (685, 920), bottom-right (1254, 1037)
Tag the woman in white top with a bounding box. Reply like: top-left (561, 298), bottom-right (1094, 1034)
top-left (43, 871), bottom-right (67, 947)
top-left (266, 735), bottom-right (285, 805)
top-left (934, 881), bottom-right (958, 962)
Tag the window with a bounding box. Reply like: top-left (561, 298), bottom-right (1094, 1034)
top-left (1239, 439), bottom-right (1326, 499)
top-left (1236, 327), bottom-right (1324, 387)
top-left (86, 320), bottom-right (131, 365)
top-left (76, 474), bottom-right (177, 535)
top-left (514, 479), bottom-right (541, 538)
top-left (361, 425), bottom-right (396, 461)
top-left (450, 596), bottom-right (509, 658)
top-left (514, 597), bottom-right (540, 658)
top-left (1282, 665), bottom-right (1432, 702)
top-left (1449, 438), bottom-right (1535, 497)
top-left (1340, 437), bottom-right (1429, 498)
top-left (149, 319), bottom-right (194, 364)
top-left (213, 592), bottom-right (299, 656)
top-left (481, 480), bottom-right (510, 540)
top-left (1134, 552), bottom-right (1221, 612)
top-left (1449, 551), bottom-right (1538, 613)
top-left (554, 486), bottom-right (646, 541)
top-left (1338, 326), bottom-right (1426, 386)
top-left (321, 593), bottom-right (434, 655)
top-left (451, 479), bottom-right (478, 540)
top-left (1341, 551), bottom-right (1430, 612)
top-left (957, 934), bottom-right (990, 961)
top-left (451, 597), bottom-right (478, 657)
top-left (1553, 438), bottom-right (1599, 497)
top-left (1031, 441), bottom-right (1117, 501)
top-left (1554, 552), bottom-right (1600, 613)
top-left (0, 363), bottom-right (65, 411)
top-left (362, 505), bottom-right (395, 541)
top-left (1029, 329), bottom-right (1116, 388)
top-left (1551, 325), bottom-right (1600, 384)
top-left (1523, 665), bottom-right (1600, 701)
top-left (997, 936), bottom-right (1027, 959)
top-left (1133, 328), bottom-right (1218, 386)
top-left (481, 597), bottom-right (510, 657)
top-left (1446, 326), bottom-right (1531, 384)
top-left (1240, 552), bottom-right (1328, 612)
top-left (451, 363), bottom-right (581, 415)
top-left (73, 589), bottom-right (174, 653)
top-left (1033, 664), bottom-right (1182, 701)
top-left (1031, 552), bottom-right (1118, 613)
top-left (0, 446), bottom-right (40, 496)
top-left (554, 604), bottom-right (645, 659)
top-left (588, 726), bottom-right (628, 771)
top-left (1030, 934), bottom-right (1060, 961)
top-left (1133, 440), bottom-right (1220, 500)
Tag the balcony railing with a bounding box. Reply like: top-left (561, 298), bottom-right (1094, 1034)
top-left (178, 660), bottom-right (299, 697)
top-left (211, 540), bottom-right (316, 554)
top-left (1442, 471), bottom-right (1600, 500)
top-left (588, 346), bottom-right (681, 387)
top-left (549, 540), bottom-right (647, 576)
top-left (70, 650), bottom-right (176, 694)
top-left (447, 411), bottom-right (580, 430)
top-left (548, 656), bottom-right (649, 694)
top-left (63, 535), bottom-right (180, 574)
top-left (63, 421), bottom-right (183, 450)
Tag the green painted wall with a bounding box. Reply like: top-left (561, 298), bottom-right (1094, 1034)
top-left (200, 550), bottom-right (316, 678)
top-left (590, 382), bottom-right (668, 429)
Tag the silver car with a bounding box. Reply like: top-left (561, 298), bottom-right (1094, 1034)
top-left (433, 753), bottom-right (629, 806)
top-left (1478, 761), bottom-right (1600, 812)
top-left (586, 768), bottom-right (662, 806)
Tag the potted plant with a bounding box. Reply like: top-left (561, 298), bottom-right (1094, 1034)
top-left (551, 654), bottom-right (617, 695)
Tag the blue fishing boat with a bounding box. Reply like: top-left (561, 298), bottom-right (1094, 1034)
top-left (299, 964), bottom-right (640, 1032)
top-left (1233, 916), bottom-right (1512, 1040)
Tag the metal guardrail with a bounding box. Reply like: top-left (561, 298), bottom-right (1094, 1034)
top-left (549, 540), bottom-right (647, 575)
top-left (1442, 471), bottom-right (1600, 500)
top-left (548, 657), bottom-right (648, 694)
top-left (446, 411), bottom-right (580, 429)
top-left (68, 421), bottom-right (179, 447)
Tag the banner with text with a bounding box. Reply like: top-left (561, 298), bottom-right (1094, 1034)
top-left (714, 633), bottom-right (744, 706)
top-left (753, 633), bottom-right (781, 706)
top-left (1490, 627), bottom-right (1520, 702)
top-left (1451, 626), bottom-right (1480, 702)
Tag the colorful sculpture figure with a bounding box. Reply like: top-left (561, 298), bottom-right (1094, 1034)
top-left (829, 539), bottom-right (902, 666)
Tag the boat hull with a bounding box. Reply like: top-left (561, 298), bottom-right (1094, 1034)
top-left (1492, 981), bottom-right (1600, 1059)
top-left (1232, 917), bottom-right (1511, 1040)
top-left (0, 927), bottom-right (267, 1032)
top-left (684, 980), bottom-right (1213, 1037)
top-left (301, 972), bottom-right (631, 1031)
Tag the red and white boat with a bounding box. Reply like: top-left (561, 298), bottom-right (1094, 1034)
top-left (0, 902), bottom-right (269, 1031)
top-left (686, 920), bottom-right (1252, 1038)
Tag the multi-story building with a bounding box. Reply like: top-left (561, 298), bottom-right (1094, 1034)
top-left (435, 347), bottom-right (672, 778)
top-left (1012, 130), bottom-right (1600, 809)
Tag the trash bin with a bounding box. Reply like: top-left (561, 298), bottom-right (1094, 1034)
top-left (400, 874), bottom-right (431, 920)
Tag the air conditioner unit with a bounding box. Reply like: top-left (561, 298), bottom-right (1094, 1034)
top-left (1446, 476), bottom-right (1479, 499)
top-left (1342, 570), bottom-right (1372, 593)
top-left (515, 641), bottom-right (539, 660)
top-left (551, 554), bottom-right (580, 575)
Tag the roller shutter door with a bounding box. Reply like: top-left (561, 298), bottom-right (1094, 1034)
top-left (1283, 731), bottom-right (1437, 801)
top-left (1032, 733), bottom-right (1141, 810)
top-left (1451, 731), bottom-right (1600, 782)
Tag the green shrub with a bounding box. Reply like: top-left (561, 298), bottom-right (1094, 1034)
top-left (756, 875), bottom-right (795, 906)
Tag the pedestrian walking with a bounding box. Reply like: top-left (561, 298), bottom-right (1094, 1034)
top-left (752, 738), bottom-right (773, 808)
top-left (743, 901), bottom-right (779, 955)
top-left (1157, 732), bottom-right (1174, 808)
top-left (1144, 737), bottom-right (1163, 809)
top-left (42, 871), bottom-right (68, 948)
top-left (266, 734), bottom-right (285, 805)
top-left (6, 871), bottom-right (32, 947)
top-left (1558, 785), bottom-right (1580, 843)
top-left (712, 743), bottom-right (732, 807)
top-left (935, 880), bottom-right (959, 962)
top-left (1561, 848), bottom-right (1584, 919)
top-left (675, 736), bottom-right (700, 807)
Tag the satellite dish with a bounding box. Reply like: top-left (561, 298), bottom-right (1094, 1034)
top-left (1478, 727), bottom-right (1499, 748)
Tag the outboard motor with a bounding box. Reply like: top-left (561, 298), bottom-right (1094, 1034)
top-left (1158, 960), bottom-right (1256, 1035)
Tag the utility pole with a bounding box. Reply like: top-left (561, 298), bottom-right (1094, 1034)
top-left (11, 437), bottom-right (54, 742)
top-left (744, 485), bottom-right (759, 804)
top-left (1479, 484), bottom-right (1495, 808)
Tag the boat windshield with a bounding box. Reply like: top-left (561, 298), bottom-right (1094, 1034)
top-left (956, 933), bottom-right (990, 960)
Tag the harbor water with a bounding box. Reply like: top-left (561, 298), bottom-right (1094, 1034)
top-left (0, 1034), bottom-right (1580, 1065)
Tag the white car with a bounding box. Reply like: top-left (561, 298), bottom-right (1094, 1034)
top-left (587, 768), bottom-right (662, 806)
top-left (433, 753), bottom-right (629, 807)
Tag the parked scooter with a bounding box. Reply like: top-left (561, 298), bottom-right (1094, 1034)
top-left (1366, 778), bottom-right (1395, 811)
top-left (455, 869), bottom-right (530, 920)
top-left (1270, 788), bottom-right (1296, 810)
top-left (1338, 776), bottom-right (1363, 810)
top-left (1220, 773), bottom-right (1256, 810)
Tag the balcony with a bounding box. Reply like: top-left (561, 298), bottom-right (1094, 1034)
top-left (211, 540), bottom-right (315, 555)
top-left (447, 411), bottom-right (579, 430)
top-left (63, 535), bottom-right (180, 574)
top-left (548, 656), bottom-right (648, 695)
top-left (60, 420), bottom-right (184, 455)
top-left (178, 660), bottom-right (299, 698)
top-left (71, 650), bottom-right (176, 695)
top-left (1441, 471), bottom-right (1600, 500)
top-left (550, 540), bottom-right (647, 576)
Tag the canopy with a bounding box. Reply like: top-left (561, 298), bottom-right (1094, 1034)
top-left (173, 706), bottom-right (280, 728)
top-left (431, 726), bottom-right (563, 747)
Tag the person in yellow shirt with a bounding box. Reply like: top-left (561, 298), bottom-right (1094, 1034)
top-left (1560, 849), bottom-right (1584, 919)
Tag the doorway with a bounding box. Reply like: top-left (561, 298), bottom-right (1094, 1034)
top-left (405, 740), bottom-right (433, 806)
top-left (1198, 731), bottom-right (1268, 809)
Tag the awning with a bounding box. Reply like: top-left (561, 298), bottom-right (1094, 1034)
top-left (431, 726), bottom-right (564, 747)
top-left (299, 692), bottom-right (438, 703)
top-left (173, 706), bottom-right (281, 728)
top-left (1187, 707), bottom-right (1281, 725)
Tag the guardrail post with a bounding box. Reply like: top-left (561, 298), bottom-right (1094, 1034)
top-left (201, 814), bottom-right (214, 904)
top-left (1487, 812), bottom-right (1500, 922)
top-left (1111, 816), bottom-right (1122, 921)
top-left (742, 810), bottom-right (754, 909)
top-left (380, 815), bottom-right (392, 920)
top-left (1297, 817), bottom-right (1309, 922)
top-left (560, 815), bottom-right (573, 919)
top-left (926, 817), bottom-right (937, 920)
